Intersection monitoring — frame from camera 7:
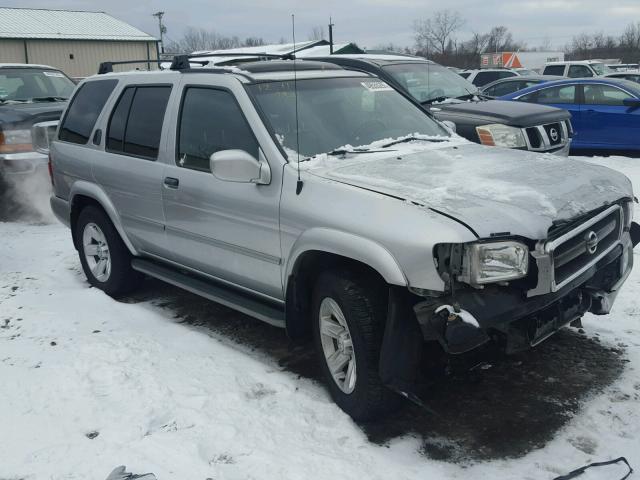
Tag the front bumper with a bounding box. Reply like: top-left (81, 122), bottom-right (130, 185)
top-left (414, 228), bottom-right (636, 354)
top-left (0, 151), bottom-right (48, 175)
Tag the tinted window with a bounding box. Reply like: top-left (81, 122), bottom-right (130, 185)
top-left (536, 85), bottom-right (577, 104)
top-left (485, 80), bottom-right (522, 96)
top-left (583, 84), bottom-right (633, 106)
top-left (568, 65), bottom-right (593, 78)
top-left (458, 72), bottom-right (471, 79)
top-left (123, 86), bottom-right (171, 159)
top-left (177, 88), bottom-right (259, 171)
top-left (543, 65), bottom-right (566, 76)
top-left (473, 71), bottom-right (500, 86)
top-left (106, 87), bottom-right (135, 152)
top-left (498, 71), bottom-right (518, 80)
top-left (59, 80), bottom-right (117, 144)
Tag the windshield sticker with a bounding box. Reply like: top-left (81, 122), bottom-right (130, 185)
top-left (43, 71), bottom-right (65, 77)
top-left (360, 81), bottom-right (393, 92)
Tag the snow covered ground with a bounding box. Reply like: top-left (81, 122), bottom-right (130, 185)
top-left (1, 156), bottom-right (639, 480)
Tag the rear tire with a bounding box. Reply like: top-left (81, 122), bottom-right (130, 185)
top-left (75, 206), bottom-right (142, 297)
top-left (312, 269), bottom-right (401, 420)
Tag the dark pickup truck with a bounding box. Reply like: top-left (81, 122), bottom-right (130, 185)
top-left (0, 64), bottom-right (74, 179)
top-left (310, 54), bottom-right (572, 155)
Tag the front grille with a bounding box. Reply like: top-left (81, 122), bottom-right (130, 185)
top-left (523, 121), bottom-right (569, 152)
top-left (553, 209), bottom-right (621, 284)
top-left (528, 205), bottom-right (624, 297)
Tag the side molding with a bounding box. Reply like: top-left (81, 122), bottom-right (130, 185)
top-left (70, 181), bottom-right (139, 256)
top-left (284, 227), bottom-right (407, 287)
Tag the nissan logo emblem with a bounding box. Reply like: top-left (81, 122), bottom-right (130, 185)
top-left (585, 231), bottom-right (598, 255)
top-left (549, 128), bottom-right (559, 142)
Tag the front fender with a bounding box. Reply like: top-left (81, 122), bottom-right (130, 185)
top-left (70, 180), bottom-right (139, 256)
top-left (284, 227), bottom-right (407, 288)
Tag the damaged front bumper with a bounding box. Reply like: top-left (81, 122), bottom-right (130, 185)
top-left (415, 226), bottom-right (637, 355)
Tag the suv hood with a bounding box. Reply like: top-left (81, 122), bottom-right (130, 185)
top-left (0, 101), bottom-right (66, 129)
top-left (307, 141), bottom-right (632, 239)
top-left (429, 99), bottom-right (570, 128)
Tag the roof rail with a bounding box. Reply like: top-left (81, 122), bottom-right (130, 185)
top-left (169, 52), bottom-right (295, 70)
top-left (98, 59), bottom-right (163, 74)
top-left (97, 52), bottom-right (297, 75)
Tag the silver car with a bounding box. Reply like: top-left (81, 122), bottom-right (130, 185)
top-left (45, 58), bottom-right (639, 420)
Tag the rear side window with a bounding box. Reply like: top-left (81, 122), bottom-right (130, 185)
top-left (543, 65), bottom-right (566, 76)
top-left (568, 65), bottom-right (593, 78)
top-left (59, 80), bottom-right (117, 144)
top-left (177, 87), bottom-right (259, 172)
top-left (106, 86), bottom-right (171, 160)
top-left (536, 85), bottom-right (577, 104)
top-left (485, 80), bottom-right (521, 97)
top-left (458, 72), bottom-right (471, 79)
top-left (473, 71), bottom-right (500, 86)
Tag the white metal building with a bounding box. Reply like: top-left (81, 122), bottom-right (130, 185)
top-left (0, 7), bottom-right (158, 77)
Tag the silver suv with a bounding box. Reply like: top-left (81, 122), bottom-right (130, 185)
top-left (46, 58), bottom-right (639, 420)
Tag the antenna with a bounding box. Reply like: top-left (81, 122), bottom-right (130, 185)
top-left (292, 14), bottom-right (303, 195)
top-left (329, 17), bottom-right (334, 54)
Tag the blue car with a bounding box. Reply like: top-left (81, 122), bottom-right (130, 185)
top-left (499, 78), bottom-right (640, 152)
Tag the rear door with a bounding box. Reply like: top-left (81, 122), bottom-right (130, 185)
top-left (92, 81), bottom-right (174, 257)
top-left (579, 83), bottom-right (640, 148)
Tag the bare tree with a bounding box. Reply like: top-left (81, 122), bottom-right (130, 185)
top-left (413, 9), bottom-right (465, 56)
top-left (308, 26), bottom-right (326, 41)
top-left (165, 27), bottom-right (265, 53)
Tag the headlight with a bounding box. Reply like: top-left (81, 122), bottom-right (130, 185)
top-left (0, 128), bottom-right (33, 154)
top-left (476, 124), bottom-right (526, 148)
top-left (459, 241), bottom-right (529, 286)
top-left (623, 200), bottom-right (634, 230)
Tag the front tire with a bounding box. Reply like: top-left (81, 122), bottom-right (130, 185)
top-left (75, 206), bottom-right (141, 297)
top-left (312, 270), bottom-right (400, 420)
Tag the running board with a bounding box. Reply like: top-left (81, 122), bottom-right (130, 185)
top-left (131, 259), bottom-right (286, 328)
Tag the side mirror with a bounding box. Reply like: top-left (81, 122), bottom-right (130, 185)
top-left (442, 120), bottom-right (457, 133)
top-left (623, 98), bottom-right (640, 109)
top-left (31, 120), bottom-right (59, 154)
top-left (209, 149), bottom-right (271, 184)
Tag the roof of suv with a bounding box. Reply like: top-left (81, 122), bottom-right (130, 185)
top-left (306, 53), bottom-right (434, 67)
top-left (89, 60), bottom-right (370, 84)
top-left (545, 60), bottom-right (603, 65)
top-left (0, 63), bottom-right (59, 69)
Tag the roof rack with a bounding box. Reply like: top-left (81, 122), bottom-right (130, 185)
top-left (98, 52), bottom-right (299, 75)
top-left (168, 52), bottom-right (295, 70)
top-left (98, 59), bottom-right (163, 74)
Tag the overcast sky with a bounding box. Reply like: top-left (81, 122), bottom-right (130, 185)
top-left (5, 0), bottom-right (640, 49)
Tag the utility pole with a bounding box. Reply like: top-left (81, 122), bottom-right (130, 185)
top-left (328, 17), bottom-right (334, 54)
top-left (152, 11), bottom-right (166, 54)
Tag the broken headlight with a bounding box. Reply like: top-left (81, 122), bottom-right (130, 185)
top-left (476, 124), bottom-right (526, 148)
top-left (459, 241), bottom-right (529, 287)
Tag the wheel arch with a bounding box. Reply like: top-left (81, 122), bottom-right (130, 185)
top-left (284, 228), bottom-right (407, 341)
top-left (69, 181), bottom-right (138, 256)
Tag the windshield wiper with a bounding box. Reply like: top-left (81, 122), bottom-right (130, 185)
top-left (381, 136), bottom-right (446, 148)
top-left (327, 147), bottom-right (387, 156)
top-left (29, 96), bottom-right (69, 102)
top-left (0, 98), bottom-right (30, 104)
top-left (421, 96), bottom-right (449, 105)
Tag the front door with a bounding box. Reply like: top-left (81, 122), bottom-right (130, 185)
top-left (162, 83), bottom-right (283, 301)
top-left (580, 83), bottom-right (640, 148)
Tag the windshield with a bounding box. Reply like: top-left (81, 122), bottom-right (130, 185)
top-left (383, 62), bottom-right (479, 103)
top-left (591, 63), bottom-right (613, 75)
top-left (0, 68), bottom-right (75, 102)
top-left (247, 77), bottom-right (449, 158)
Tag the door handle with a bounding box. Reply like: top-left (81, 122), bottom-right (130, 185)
top-left (163, 177), bottom-right (179, 189)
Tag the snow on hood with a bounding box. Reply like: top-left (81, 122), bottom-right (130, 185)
top-left (305, 139), bottom-right (633, 239)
